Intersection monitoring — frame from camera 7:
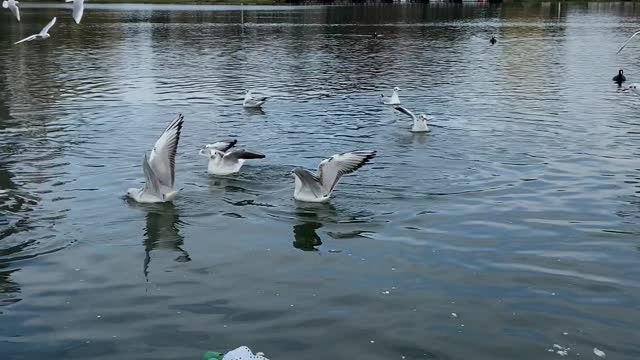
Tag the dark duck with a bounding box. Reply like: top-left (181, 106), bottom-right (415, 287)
top-left (613, 69), bottom-right (626, 84)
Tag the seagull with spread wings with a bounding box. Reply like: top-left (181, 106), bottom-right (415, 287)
top-left (199, 139), bottom-right (265, 175)
top-left (127, 114), bottom-right (184, 203)
top-left (2, 0), bottom-right (20, 22)
top-left (393, 106), bottom-right (431, 133)
top-left (243, 90), bottom-right (268, 108)
top-left (65, 0), bottom-right (84, 24)
top-left (14, 17), bottom-right (57, 45)
top-left (381, 87), bottom-right (401, 105)
top-left (290, 150), bottom-right (376, 202)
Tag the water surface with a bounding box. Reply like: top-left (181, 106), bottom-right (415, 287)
top-left (1, 2), bottom-right (640, 359)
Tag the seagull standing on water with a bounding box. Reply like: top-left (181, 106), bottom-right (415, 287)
top-left (66, 0), bottom-right (84, 24)
top-left (14, 17), bottom-right (57, 45)
top-left (2, 0), bottom-right (20, 22)
top-left (199, 139), bottom-right (265, 175)
top-left (291, 150), bottom-right (376, 203)
top-left (381, 87), bottom-right (401, 105)
top-left (127, 114), bottom-right (184, 203)
top-left (393, 106), bottom-right (431, 133)
top-left (243, 90), bottom-right (267, 108)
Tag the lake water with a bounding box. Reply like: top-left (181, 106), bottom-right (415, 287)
top-left (1, 2), bottom-right (640, 359)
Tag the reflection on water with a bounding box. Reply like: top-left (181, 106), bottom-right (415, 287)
top-left (136, 203), bottom-right (190, 279)
top-left (292, 222), bottom-right (323, 251)
top-left (0, 2), bottom-right (640, 360)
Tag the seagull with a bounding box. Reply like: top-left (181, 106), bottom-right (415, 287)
top-left (617, 30), bottom-right (640, 54)
top-left (14, 17), bottom-right (57, 45)
top-left (393, 106), bottom-right (431, 133)
top-left (2, 0), bottom-right (20, 22)
top-left (291, 150), bottom-right (376, 203)
top-left (198, 139), bottom-right (265, 175)
top-left (65, 0), bottom-right (84, 24)
top-left (243, 90), bottom-right (267, 108)
top-left (127, 114), bottom-right (184, 203)
top-left (625, 83), bottom-right (640, 96)
top-left (381, 87), bottom-right (401, 105)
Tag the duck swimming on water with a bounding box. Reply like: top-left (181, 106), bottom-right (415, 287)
top-left (490, 36), bottom-right (497, 45)
top-left (613, 69), bottom-right (626, 84)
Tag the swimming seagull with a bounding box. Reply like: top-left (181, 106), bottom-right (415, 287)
top-left (127, 114), bottom-right (184, 203)
top-left (291, 150), bottom-right (376, 203)
top-left (2, 0), bottom-right (20, 22)
top-left (393, 106), bottom-right (431, 133)
top-left (243, 90), bottom-right (267, 108)
top-left (625, 83), bottom-right (640, 96)
top-left (617, 30), bottom-right (640, 54)
top-left (381, 87), bottom-right (401, 105)
top-left (65, 0), bottom-right (84, 24)
top-left (14, 17), bottom-right (57, 45)
top-left (198, 139), bottom-right (265, 175)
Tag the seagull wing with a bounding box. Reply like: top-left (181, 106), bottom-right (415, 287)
top-left (8, 1), bottom-right (19, 21)
top-left (148, 114), bottom-right (184, 189)
top-left (243, 90), bottom-right (253, 104)
top-left (14, 34), bottom-right (36, 44)
top-left (224, 149), bottom-right (266, 161)
top-left (72, 0), bottom-right (84, 24)
top-left (293, 168), bottom-right (324, 198)
top-left (617, 30), bottom-right (640, 54)
top-left (142, 153), bottom-right (161, 195)
top-left (317, 150), bottom-right (376, 195)
top-left (40, 17), bottom-right (57, 35)
top-left (205, 139), bottom-right (237, 152)
top-left (393, 105), bottom-right (417, 121)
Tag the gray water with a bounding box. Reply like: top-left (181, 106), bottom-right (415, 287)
top-left (1, 2), bottom-right (640, 359)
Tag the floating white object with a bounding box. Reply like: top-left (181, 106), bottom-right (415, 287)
top-left (223, 346), bottom-right (268, 360)
top-left (593, 347), bottom-right (606, 358)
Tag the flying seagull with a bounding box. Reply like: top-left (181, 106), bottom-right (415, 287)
top-left (617, 30), bottom-right (640, 54)
top-left (2, 0), bottom-right (20, 22)
top-left (393, 106), bottom-right (431, 133)
top-left (65, 0), bottom-right (84, 24)
top-left (291, 150), bottom-right (376, 203)
top-left (14, 17), bottom-right (57, 45)
top-left (199, 139), bottom-right (265, 175)
top-left (243, 90), bottom-right (268, 108)
top-left (127, 114), bottom-right (184, 203)
top-left (381, 87), bottom-right (401, 105)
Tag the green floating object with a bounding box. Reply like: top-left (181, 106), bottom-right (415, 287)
top-left (202, 351), bottom-right (225, 360)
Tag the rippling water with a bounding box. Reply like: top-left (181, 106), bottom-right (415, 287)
top-left (1, 2), bottom-right (640, 359)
